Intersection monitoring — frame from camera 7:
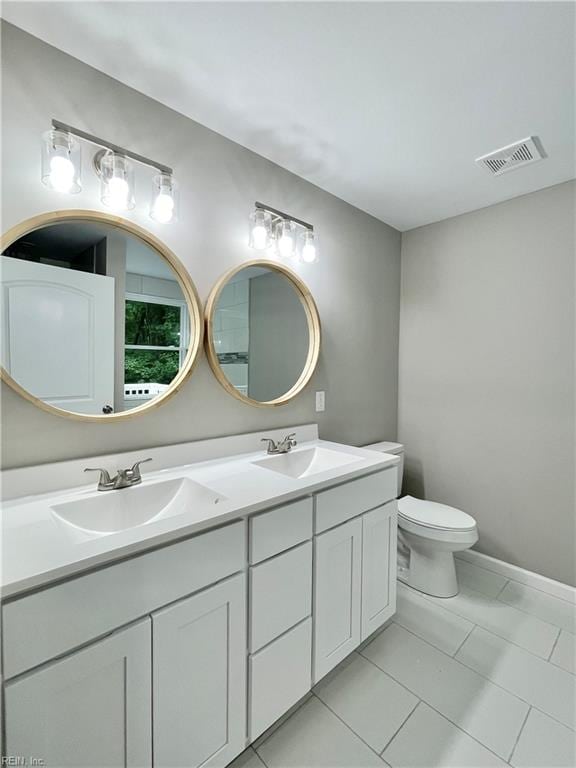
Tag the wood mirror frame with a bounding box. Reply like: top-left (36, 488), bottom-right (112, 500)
top-left (205, 260), bottom-right (321, 407)
top-left (0, 210), bottom-right (204, 421)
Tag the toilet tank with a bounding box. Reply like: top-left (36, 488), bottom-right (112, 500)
top-left (363, 441), bottom-right (404, 496)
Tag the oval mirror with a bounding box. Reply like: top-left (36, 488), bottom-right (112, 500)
top-left (1, 211), bottom-right (203, 420)
top-left (205, 261), bottom-right (320, 406)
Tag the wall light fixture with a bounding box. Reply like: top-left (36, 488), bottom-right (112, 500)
top-left (249, 202), bottom-right (318, 263)
top-left (41, 120), bottom-right (177, 223)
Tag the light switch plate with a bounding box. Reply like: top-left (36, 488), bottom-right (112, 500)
top-left (315, 391), bottom-right (325, 412)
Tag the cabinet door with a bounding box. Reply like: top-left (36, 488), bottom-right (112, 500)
top-left (153, 574), bottom-right (246, 768)
top-left (5, 619), bottom-right (151, 767)
top-left (361, 501), bottom-right (398, 641)
top-left (313, 517), bottom-right (362, 683)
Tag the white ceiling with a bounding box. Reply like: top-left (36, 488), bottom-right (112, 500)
top-left (2, 1), bottom-right (574, 230)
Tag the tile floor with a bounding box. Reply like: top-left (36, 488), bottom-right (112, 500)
top-left (231, 558), bottom-right (576, 768)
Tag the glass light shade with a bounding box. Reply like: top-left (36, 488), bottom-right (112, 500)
top-left (150, 173), bottom-right (178, 223)
top-left (100, 152), bottom-right (135, 210)
top-left (300, 229), bottom-right (318, 263)
top-left (276, 219), bottom-right (297, 259)
top-left (249, 208), bottom-right (272, 250)
top-left (41, 129), bottom-right (81, 194)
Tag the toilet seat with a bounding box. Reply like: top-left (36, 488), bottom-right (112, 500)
top-left (398, 495), bottom-right (476, 532)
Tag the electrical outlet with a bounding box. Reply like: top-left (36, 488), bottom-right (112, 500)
top-left (315, 391), bottom-right (325, 412)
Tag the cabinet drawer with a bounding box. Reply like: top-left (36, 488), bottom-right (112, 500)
top-left (250, 497), bottom-right (313, 564)
top-left (315, 469), bottom-right (397, 533)
top-left (250, 542), bottom-right (312, 652)
top-left (249, 618), bottom-right (312, 741)
top-left (3, 521), bottom-right (245, 679)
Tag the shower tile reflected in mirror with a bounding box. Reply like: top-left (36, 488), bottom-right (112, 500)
top-left (213, 277), bottom-right (250, 396)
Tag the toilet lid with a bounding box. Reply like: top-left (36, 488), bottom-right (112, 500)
top-left (398, 496), bottom-right (476, 531)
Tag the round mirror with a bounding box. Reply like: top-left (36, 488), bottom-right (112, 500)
top-left (1, 211), bottom-right (203, 420)
top-left (205, 261), bottom-right (320, 406)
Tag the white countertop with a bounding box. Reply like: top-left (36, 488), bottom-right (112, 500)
top-left (1, 439), bottom-right (398, 599)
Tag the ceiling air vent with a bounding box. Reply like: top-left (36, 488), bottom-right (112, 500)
top-left (475, 137), bottom-right (545, 176)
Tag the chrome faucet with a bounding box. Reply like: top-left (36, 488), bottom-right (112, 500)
top-left (84, 458), bottom-right (153, 491)
top-left (261, 433), bottom-right (297, 455)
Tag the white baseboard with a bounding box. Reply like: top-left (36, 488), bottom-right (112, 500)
top-left (456, 549), bottom-right (575, 604)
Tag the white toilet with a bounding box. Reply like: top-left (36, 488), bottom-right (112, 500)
top-left (366, 442), bottom-right (478, 598)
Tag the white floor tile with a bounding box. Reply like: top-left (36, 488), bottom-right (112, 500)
top-left (256, 696), bottom-right (385, 768)
top-left (456, 626), bottom-right (576, 729)
top-left (383, 702), bottom-right (507, 767)
top-left (228, 747), bottom-right (267, 768)
top-left (361, 623), bottom-right (528, 759)
top-left (498, 581), bottom-right (576, 634)
top-left (550, 631), bottom-right (576, 675)
top-left (511, 708), bottom-right (576, 767)
top-left (455, 560), bottom-right (509, 599)
top-left (424, 584), bottom-right (559, 658)
top-left (313, 652), bottom-right (418, 753)
top-left (396, 584), bottom-right (473, 656)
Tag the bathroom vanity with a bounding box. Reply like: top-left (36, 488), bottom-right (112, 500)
top-left (0, 426), bottom-right (399, 767)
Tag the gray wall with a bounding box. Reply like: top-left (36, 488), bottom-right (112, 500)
top-left (248, 272), bottom-right (309, 402)
top-left (0, 22), bottom-right (401, 469)
top-left (399, 181), bottom-right (575, 585)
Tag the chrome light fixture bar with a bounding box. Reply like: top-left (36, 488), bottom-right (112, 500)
top-left (250, 202), bottom-right (318, 263)
top-left (52, 119), bottom-right (172, 175)
top-left (254, 202), bottom-right (313, 233)
top-left (42, 120), bottom-right (177, 221)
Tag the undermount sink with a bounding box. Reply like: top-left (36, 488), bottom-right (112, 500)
top-left (51, 477), bottom-right (225, 534)
top-left (252, 446), bottom-right (362, 479)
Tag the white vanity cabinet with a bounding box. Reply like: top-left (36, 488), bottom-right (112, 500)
top-left (4, 619), bottom-right (152, 768)
top-left (1, 461), bottom-right (398, 768)
top-left (153, 574), bottom-right (247, 768)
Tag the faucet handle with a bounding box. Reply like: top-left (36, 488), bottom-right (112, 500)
top-left (284, 433), bottom-right (297, 446)
top-left (83, 467), bottom-right (113, 488)
top-left (261, 437), bottom-right (278, 453)
top-left (129, 458), bottom-right (153, 480)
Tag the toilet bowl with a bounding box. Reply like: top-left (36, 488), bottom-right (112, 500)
top-left (364, 442), bottom-right (478, 598)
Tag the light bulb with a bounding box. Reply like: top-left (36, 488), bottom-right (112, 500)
top-left (150, 173), bottom-right (178, 223)
top-left (301, 243), bottom-right (316, 263)
top-left (100, 152), bottom-right (135, 210)
top-left (152, 192), bottom-right (175, 223)
top-left (278, 233), bottom-right (294, 258)
top-left (41, 129), bottom-right (81, 193)
top-left (251, 224), bottom-right (268, 250)
top-left (107, 176), bottom-right (129, 209)
top-left (49, 155), bottom-right (75, 193)
top-left (300, 230), bottom-right (318, 263)
top-left (249, 208), bottom-right (271, 250)
top-left (277, 220), bottom-right (296, 258)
